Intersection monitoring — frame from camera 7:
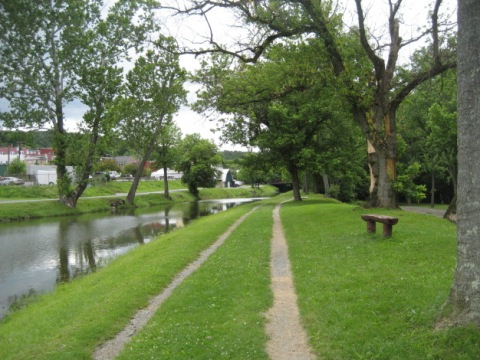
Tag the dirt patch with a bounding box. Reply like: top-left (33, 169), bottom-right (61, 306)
top-left (93, 207), bottom-right (258, 360)
top-left (265, 204), bottom-right (316, 360)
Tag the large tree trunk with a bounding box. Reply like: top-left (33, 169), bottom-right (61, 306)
top-left (288, 164), bottom-right (302, 201)
top-left (443, 0), bottom-right (480, 327)
top-left (366, 140), bottom-right (397, 209)
top-left (303, 172), bottom-right (310, 194)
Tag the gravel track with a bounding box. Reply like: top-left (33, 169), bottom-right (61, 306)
top-left (265, 204), bottom-right (316, 360)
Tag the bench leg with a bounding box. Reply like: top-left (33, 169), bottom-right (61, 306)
top-left (382, 224), bottom-right (393, 238)
top-left (366, 220), bottom-right (376, 233)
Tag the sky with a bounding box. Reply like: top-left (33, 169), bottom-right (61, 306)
top-left (8, 0), bottom-right (457, 151)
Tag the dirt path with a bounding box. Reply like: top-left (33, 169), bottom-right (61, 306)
top-left (401, 206), bottom-right (446, 219)
top-left (265, 204), bottom-right (316, 360)
top-left (93, 207), bottom-right (258, 360)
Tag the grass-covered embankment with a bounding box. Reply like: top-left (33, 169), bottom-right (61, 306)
top-left (1, 193), bottom-right (478, 359)
top-left (0, 200), bottom-right (269, 359)
top-left (0, 180), bottom-right (185, 199)
top-left (0, 182), bottom-right (278, 222)
top-left (281, 196), bottom-right (480, 358)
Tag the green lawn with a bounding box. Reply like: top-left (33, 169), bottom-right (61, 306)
top-left (117, 204), bottom-right (274, 359)
top-left (1, 193), bottom-right (478, 359)
top-left (281, 196), bottom-right (478, 359)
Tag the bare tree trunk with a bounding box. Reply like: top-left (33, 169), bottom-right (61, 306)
top-left (288, 164), bottom-right (302, 201)
top-left (126, 142), bottom-right (156, 205)
top-left (442, 0), bottom-right (480, 327)
top-left (55, 118), bottom-right (77, 208)
top-left (366, 143), bottom-right (397, 209)
top-left (163, 166), bottom-right (170, 199)
top-left (322, 174), bottom-right (330, 195)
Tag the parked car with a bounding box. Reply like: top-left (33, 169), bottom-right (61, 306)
top-left (0, 176), bottom-right (25, 185)
top-left (89, 172), bottom-right (110, 181)
top-left (108, 171), bottom-right (120, 180)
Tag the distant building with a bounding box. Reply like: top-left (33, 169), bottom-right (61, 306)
top-left (151, 168), bottom-right (183, 180)
top-left (217, 169), bottom-right (236, 188)
top-left (0, 146), bottom-right (55, 165)
top-left (110, 156), bottom-right (139, 167)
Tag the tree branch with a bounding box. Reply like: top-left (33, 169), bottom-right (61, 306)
top-left (354, 0), bottom-right (385, 80)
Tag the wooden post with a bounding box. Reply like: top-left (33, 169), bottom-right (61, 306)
top-left (366, 220), bottom-right (376, 233)
top-left (382, 224), bottom-right (393, 238)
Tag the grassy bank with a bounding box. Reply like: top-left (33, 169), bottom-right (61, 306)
top-left (281, 196), bottom-right (479, 358)
top-left (0, 183), bottom-right (278, 222)
top-left (1, 193), bottom-right (479, 359)
top-left (0, 180), bottom-right (185, 199)
top-left (0, 200), bottom-right (266, 359)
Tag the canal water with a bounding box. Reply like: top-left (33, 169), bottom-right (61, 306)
top-left (0, 198), bottom-right (261, 319)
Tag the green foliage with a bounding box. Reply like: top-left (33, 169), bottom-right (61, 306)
top-left (237, 152), bottom-right (270, 186)
top-left (7, 158), bottom-right (26, 176)
top-left (394, 162), bottom-right (427, 203)
top-left (177, 134), bottom-right (222, 196)
top-left (0, 0), bottom-right (160, 205)
top-left (114, 38), bottom-right (187, 159)
top-left (151, 122), bottom-right (182, 173)
top-left (95, 158), bottom-right (122, 172)
top-left (221, 150), bottom-right (247, 162)
top-left (397, 69), bottom-right (457, 204)
top-left (123, 163), bottom-right (139, 176)
top-left (194, 39), bottom-right (367, 201)
top-left (0, 130), bottom-right (54, 148)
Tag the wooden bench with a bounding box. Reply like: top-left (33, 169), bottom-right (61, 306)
top-left (361, 214), bottom-right (399, 238)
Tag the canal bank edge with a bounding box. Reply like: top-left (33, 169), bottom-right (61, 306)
top-left (0, 186), bottom-right (278, 223)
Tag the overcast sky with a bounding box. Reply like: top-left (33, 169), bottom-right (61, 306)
top-left (13, 0), bottom-right (458, 151)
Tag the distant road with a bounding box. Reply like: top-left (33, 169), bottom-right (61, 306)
top-left (401, 206), bottom-right (445, 219)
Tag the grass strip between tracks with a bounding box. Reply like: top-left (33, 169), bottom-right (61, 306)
top-left (116, 204), bottom-right (274, 359)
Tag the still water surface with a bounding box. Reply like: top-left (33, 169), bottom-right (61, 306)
top-left (0, 198), bottom-right (260, 319)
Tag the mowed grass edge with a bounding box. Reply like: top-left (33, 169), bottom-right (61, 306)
top-left (281, 195), bottom-right (480, 359)
top-left (0, 200), bottom-right (266, 359)
top-left (117, 204), bottom-right (275, 359)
